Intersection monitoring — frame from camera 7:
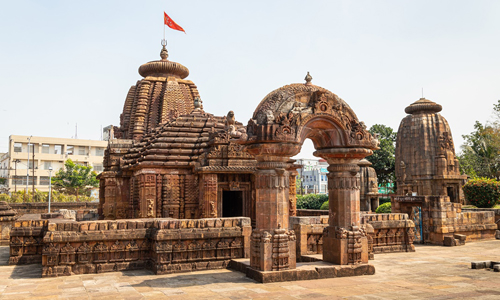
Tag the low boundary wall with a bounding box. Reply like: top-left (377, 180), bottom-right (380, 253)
top-left (9, 216), bottom-right (251, 277)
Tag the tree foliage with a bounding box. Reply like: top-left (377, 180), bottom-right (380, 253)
top-left (366, 124), bottom-right (396, 186)
top-left (463, 178), bottom-right (500, 208)
top-left (459, 100), bottom-right (500, 180)
top-left (296, 194), bottom-right (328, 210)
top-left (375, 202), bottom-right (392, 213)
top-left (51, 159), bottom-right (98, 201)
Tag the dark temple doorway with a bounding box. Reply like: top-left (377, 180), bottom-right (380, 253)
top-left (222, 191), bottom-right (243, 217)
top-left (447, 186), bottom-right (457, 203)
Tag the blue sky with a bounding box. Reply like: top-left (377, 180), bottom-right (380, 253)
top-left (1, 0), bottom-right (499, 158)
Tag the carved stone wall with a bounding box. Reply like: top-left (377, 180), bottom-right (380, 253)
top-left (392, 195), bottom-right (497, 244)
top-left (362, 213), bottom-right (415, 253)
top-left (0, 202), bottom-right (17, 246)
top-left (9, 218), bottom-right (48, 265)
top-left (8, 217), bottom-right (251, 277)
top-left (290, 214), bottom-right (415, 259)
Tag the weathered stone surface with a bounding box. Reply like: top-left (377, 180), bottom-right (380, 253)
top-left (443, 236), bottom-right (457, 246)
top-left (359, 159), bottom-right (379, 212)
top-left (99, 47), bottom-right (257, 221)
top-left (471, 261), bottom-right (489, 269)
top-left (0, 201), bottom-right (17, 246)
top-left (9, 215), bottom-right (251, 278)
top-left (393, 99), bottom-right (497, 245)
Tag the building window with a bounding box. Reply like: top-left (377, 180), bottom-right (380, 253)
top-left (28, 161), bottom-right (36, 170)
top-left (15, 176), bottom-right (35, 185)
top-left (44, 161), bottom-right (52, 170)
top-left (54, 145), bottom-right (62, 155)
top-left (95, 147), bottom-right (104, 156)
top-left (12, 176), bottom-right (23, 185)
top-left (42, 144), bottom-right (50, 154)
top-left (93, 163), bottom-right (103, 172)
top-left (66, 145), bottom-right (74, 155)
top-left (14, 143), bottom-right (22, 153)
top-left (78, 147), bottom-right (86, 155)
top-left (39, 176), bottom-right (50, 185)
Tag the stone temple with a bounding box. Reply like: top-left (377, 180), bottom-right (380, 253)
top-left (99, 44), bottom-right (381, 272)
top-left (7, 44), bottom-right (496, 282)
top-left (395, 97), bottom-right (466, 202)
top-left (392, 97), bottom-right (497, 244)
top-left (99, 45), bottom-right (258, 223)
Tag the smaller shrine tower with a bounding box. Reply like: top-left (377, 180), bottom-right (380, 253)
top-left (395, 98), bottom-right (467, 203)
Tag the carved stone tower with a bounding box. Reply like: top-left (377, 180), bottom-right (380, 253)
top-left (395, 98), bottom-right (467, 202)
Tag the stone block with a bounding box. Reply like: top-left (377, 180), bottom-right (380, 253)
top-left (79, 223), bottom-right (88, 231)
top-left (471, 261), bottom-right (490, 269)
top-left (108, 221), bottom-right (117, 230)
top-left (117, 221), bottom-right (127, 230)
top-left (98, 222), bottom-right (108, 231)
top-left (88, 222), bottom-right (97, 231)
top-left (443, 236), bottom-right (457, 246)
top-left (453, 234), bottom-right (466, 245)
top-left (127, 221), bottom-right (137, 229)
top-left (496, 230), bottom-right (500, 239)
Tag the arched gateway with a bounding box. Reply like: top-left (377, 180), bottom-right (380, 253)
top-left (240, 75), bottom-right (379, 270)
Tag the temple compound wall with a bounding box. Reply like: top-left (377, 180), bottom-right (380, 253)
top-left (392, 195), bottom-right (496, 243)
top-left (393, 98), bottom-right (497, 244)
top-left (291, 213), bottom-right (415, 259)
top-left (9, 216), bottom-right (251, 277)
top-left (0, 201), bottom-right (17, 246)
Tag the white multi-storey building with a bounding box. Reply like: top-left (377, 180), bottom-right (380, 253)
top-left (0, 135), bottom-right (108, 192)
top-left (295, 158), bottom-right (329, 194)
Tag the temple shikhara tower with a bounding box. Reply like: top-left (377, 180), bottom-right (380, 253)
top-left (99, 45), bottom-right (257, 222)
top-left (392, 98), bottom-right (496, 244)
top-left (395, 98), bottom-right (466, 202)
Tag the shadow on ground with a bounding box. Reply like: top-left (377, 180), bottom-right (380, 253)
top-left (0, 246), bottom-right (42, 279)
top-left (129, 269), bottom-right (256, 288)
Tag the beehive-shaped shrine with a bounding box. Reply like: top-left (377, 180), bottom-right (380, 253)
top-left (395, 98), bottom-right (466, 202)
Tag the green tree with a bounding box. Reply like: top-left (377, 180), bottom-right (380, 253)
top-left (366, 124), bottom-right (396, 186)
top-left (295, 175), bottom-right (303, 195)
top-left (459, 101), bottom-right (500, 180)
top-left (51, 159), bottom-right (98, 201)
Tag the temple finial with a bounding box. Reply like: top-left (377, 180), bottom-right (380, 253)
top-left (304, 72), bottom-right (312, 85)
top-left (160, 39), bottom-right (168, 60)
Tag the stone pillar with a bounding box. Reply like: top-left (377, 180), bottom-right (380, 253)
top-left (246, 143), bottom-right (299, 272)
top-left (287, 161), bottom-right (299, 217)
top-left (315, 148), bottom-right (372, 265)
top-left (138, 173), bottom-right (156, 218)
top-left (200, 173), bottom-right (217, 218)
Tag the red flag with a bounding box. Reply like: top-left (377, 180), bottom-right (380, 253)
top-left (164, 12), bottom-right (185, 33)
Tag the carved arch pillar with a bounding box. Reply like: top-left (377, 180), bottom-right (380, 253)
top-left (245, 143), bottom-right (299, 271)
top-left (315, 148), bottom-right (372, 265)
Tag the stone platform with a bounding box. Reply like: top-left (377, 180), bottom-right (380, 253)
top-left (229, 258), bottom-right (375, 283)
top-left (1, 240), bottom-right (500, 299)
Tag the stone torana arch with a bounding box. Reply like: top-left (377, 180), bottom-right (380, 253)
top-left (240, 74), bottom-right (379, 271)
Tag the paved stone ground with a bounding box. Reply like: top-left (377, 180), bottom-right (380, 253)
top-left (1, 240), bottom-right (499, 299)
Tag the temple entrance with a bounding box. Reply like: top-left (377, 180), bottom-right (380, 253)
top-left (446, 186), bottom-right (458, 203)
top-left (222, 191), bottom-right (243, 217)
